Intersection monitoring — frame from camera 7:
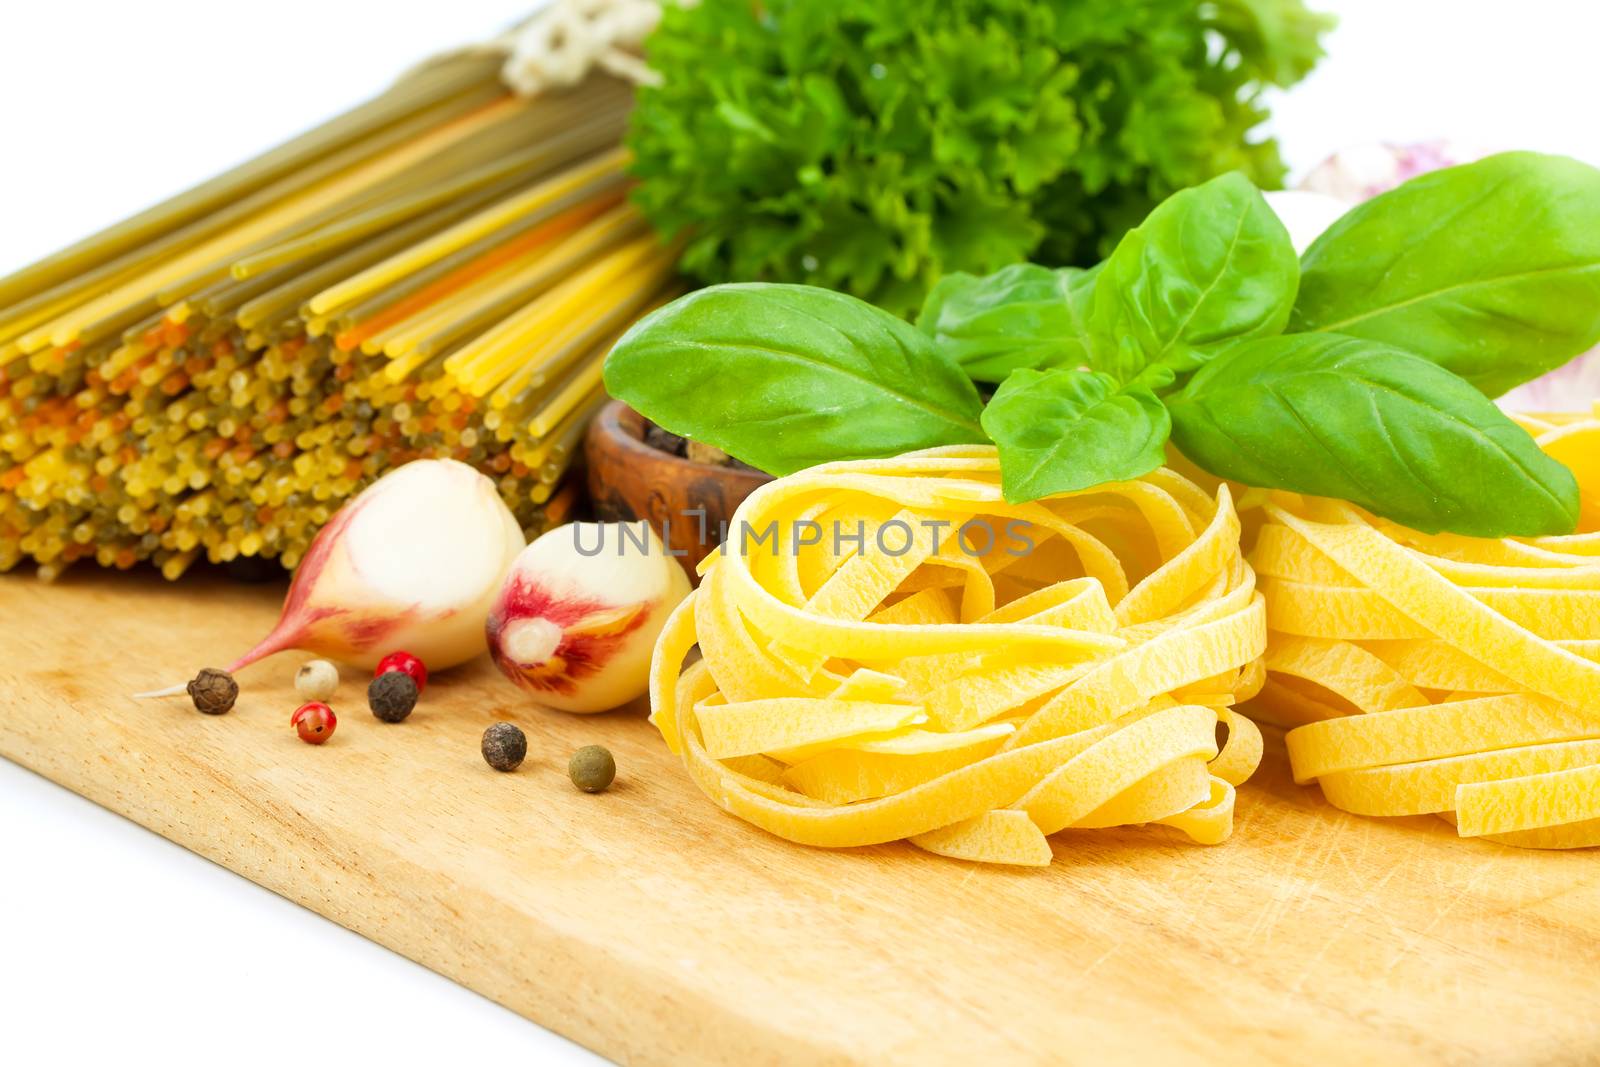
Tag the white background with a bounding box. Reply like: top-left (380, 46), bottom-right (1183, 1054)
top-left (2, 2), bottom-right (1597, 1063)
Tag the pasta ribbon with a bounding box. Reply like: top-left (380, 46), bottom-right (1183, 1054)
top-left (649, 447), bottom-right (1265, 866)
top-left (1249, 405), bottom-right (1600, 849)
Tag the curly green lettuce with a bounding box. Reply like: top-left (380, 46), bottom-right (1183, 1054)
top-left (627, 0), bottom-right (1333, 316)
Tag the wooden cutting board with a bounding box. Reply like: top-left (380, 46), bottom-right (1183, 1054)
top-left (1, 568), bottom-right (1596, 1065)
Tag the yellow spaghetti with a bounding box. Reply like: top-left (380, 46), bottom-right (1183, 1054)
top-left (1248, 404), bottom-right (1600, 849)
top-left (648, 446), bottom-right (1265, 866)
top-left (0, 56), bottom-right (673, 580)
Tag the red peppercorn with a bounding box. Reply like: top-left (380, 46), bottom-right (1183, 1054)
top-left (291, 701), bottom-right (337, 745)
top-left (375, 650), bottom-right (427, 693)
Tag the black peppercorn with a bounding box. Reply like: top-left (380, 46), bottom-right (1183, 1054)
top-left (568, 745), bottom-right (616, 793)
top-left (187, 668), bottom-right (238, 715)
top-left (368, 670), bottom-right (418, 722)
top-left (481, 722), bottom-right (527, 772)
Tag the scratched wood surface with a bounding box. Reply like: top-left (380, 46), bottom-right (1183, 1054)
top-left (1, 568), bottom-right (1596, 1065)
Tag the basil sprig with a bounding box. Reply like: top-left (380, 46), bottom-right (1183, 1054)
top-left (917, 263), bottom-right (1097, 384)
top-left (1086, 171), bottom-right (1299, 380)
top-left (604, 283), bottom-right (986, 475)
top-left (1167, 334), bottom-right (1579, 536)
top-left (1293, 152), bottom-right (1600, 397)
top-left (981, 369), bottom-right (1169, 500)
top-left (605, 154), bottom-right (1600, 537)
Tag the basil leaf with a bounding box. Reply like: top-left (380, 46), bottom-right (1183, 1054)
top-left (604, 283), bottom-right (987, 475)
top-left (1089, 171), bottom-right (1298, 381)
top-left (981, 368), bottom-right (1170, 503)
top-left (1168, 333), bottom-right (1579, 536)
top-left (1292, 151), bottom-right (1600, 397)
top-left (916, 263), bottom-right (1097, 383)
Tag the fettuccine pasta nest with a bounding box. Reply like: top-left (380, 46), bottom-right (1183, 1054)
top-left (1249, 405), bottom-right (1600, 849)
top-left (648, 446), bottom-right (1266, 866)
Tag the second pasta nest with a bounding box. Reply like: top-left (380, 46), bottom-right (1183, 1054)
top-left (1251, 405), bottom-right (1600, 849)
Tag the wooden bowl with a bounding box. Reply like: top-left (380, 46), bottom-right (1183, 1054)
top-left (584, 401), bottom-right (771, 580)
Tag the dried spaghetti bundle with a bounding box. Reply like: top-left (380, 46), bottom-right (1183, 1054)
top-left (649, 446), bottom-right (1265, 866)
top-left (1250, 405), bottom-right (1600, 848)
top-left (0, 56), bottom-right (675, 580)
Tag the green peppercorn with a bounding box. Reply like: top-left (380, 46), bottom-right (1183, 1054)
top-left (481, 722), bottom-right (527, 772)
top-left (368, 670), bottom-right (418, 722)
top-left (187, 668), bottom-right (237, 715)
top-left (568, 745), bottom-right (615, 793)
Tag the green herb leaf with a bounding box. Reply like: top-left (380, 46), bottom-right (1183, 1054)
top-left (1204, 0), bottom-right (1337, 85)
top-left (981, 368), bottom-right (1170, 502)
top-left (1088, 171), bottom-right (1299, 381)
top-left (604, 283), bottom-right (987, 475)
top-left (628, 0), bottom-right (1330, 315)
top-left (916, 263), bottom-right (1097, 383)
top-left (1292, 151), bottom-right (1600, 397)
top-left (1168, 333), bottom-right (1579, 536)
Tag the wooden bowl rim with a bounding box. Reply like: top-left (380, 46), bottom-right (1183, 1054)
top-left (590, 400), bottom-right (771, 490)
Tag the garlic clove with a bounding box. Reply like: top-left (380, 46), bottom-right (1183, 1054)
top-left (487, 520), bottom-right (691, 713)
